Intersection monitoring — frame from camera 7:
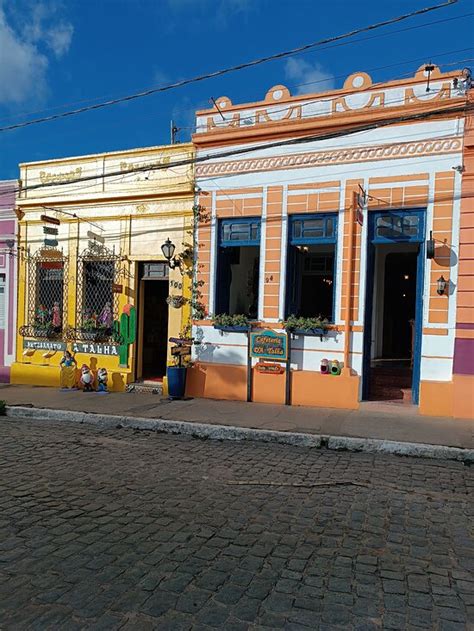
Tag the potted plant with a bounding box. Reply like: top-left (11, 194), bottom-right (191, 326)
top-left (213, 313), bottom-right (251, 332)
top-left (283, 315), bottom-right (329, 340)
top-left (166, 295), bottom-right (187, 309)
top-left (167, 337), bottom-right (192, 399)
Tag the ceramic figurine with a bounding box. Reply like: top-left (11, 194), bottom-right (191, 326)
top-left (80, 364), bottom-right (94, 392)
top-left (330, 359), bottom-right (341, 376)
top-left (60, 351), bottom-right (77, 389)
top-left (99, 302), bottom-right (113, 329)
top-left (36, 304), bottom-right (48, 325)
top-left (97, 367), bottom-right (108, 393)
top-left (320, 358), bottom-right (329, 374)
top-left (52, 301), bottom-right (61, 329)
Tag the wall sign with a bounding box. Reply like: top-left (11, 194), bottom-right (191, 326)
top-left (250, 329), bottom-right (287, 361)
top-left (23, 339), bottom-right (66, 351)
top-left (256, 361), bottom-right (285, 374)
top-left (71, 343), bottom-right (119, 355)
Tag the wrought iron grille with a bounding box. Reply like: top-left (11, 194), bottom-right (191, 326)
top-left (21, 249), bottom-right (69, 340)
top-left (76, 241), bottom-right (121, 342)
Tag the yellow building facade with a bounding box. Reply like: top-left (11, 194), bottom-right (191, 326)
top-left (12, 143), bottom-right (194, 392)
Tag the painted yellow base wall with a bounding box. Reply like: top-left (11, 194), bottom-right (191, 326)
top-left (11, 356), bottom-right (131, 392)
top-left (419, 376), bottom-right (474, 419)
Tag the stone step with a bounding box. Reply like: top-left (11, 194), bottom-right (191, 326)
top-left (126, 382), bottom-right (163, 395)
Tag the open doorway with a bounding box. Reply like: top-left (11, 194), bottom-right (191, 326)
top-left (137, 263), bottom-right (169, 381)
top-left (363, 210), bottom-right (425, 404)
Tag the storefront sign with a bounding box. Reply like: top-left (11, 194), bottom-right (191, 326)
top-left (250, 329), bottom-right (287, 361)
top-left (256, 361), bottom-right (284, 374)
top-left (23, 339), bottom-right (66, 351)
top-left (71, 343), bottom-right (119, 355)
top-left (112, 283), bottom-right (123, 293)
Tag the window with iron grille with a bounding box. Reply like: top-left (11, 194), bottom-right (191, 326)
top-left (77, 243), bottom-right (120, 341)
top-left (22, 250), bottom-right (68, 339)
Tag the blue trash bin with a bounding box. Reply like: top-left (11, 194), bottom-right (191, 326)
top-left (167, 366), bottom-right (187, 399)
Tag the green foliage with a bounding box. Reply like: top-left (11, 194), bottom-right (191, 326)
top-left (118, 307), bottom-right (137, 367)
top-left (282, 315), bottom-right (329, 332)
top-left (0, 400), bottom-right (6, 416)
top-left (213, 313), bottom-right (250, 328)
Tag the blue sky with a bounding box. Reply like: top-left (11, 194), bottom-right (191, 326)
top-left (0, 0), bottom-right (473, 180)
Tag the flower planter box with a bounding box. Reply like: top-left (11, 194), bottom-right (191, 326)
top-left (213, 325), bottom-right (249, 332)
top-left (290, 328), bottom-right (328, 340)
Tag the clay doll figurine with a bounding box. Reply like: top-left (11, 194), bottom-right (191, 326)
top-left (59, 350), bottom-right (77, 389)
top-left (52, 301), bottom-right (61, 329)
top-left (98, 302), bottom-right (113, 330)
top-left (80, 364), bottom-right (94, 392)
top-left (36, 304), bottom-right (48, 325)
top-left (97, 367), bottom-right (108, 393)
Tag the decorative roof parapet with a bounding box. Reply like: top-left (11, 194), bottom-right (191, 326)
top-left (194, 66), bottom-right (468, 137)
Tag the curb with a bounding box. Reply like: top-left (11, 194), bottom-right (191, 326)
top-left (5, 405), bottom-right (474, 463)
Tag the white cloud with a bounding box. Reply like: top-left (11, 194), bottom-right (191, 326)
top-left (0, 1), bottom-right (73, 105)
top-left (284, 58), bottom-right (335, 95)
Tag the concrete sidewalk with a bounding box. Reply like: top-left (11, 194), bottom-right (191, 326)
top-left (1, 384), bottom-right (472, 449)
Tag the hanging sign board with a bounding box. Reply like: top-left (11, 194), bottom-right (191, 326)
top-left (44, 238), bottom-right (58, 247)
top-left (250, 329), bottom-right (287, 361)
top-left (43, 226), bottom-right (58, 235)
top-left (87, 231), bottom-right (105, 244)
top-left (112, 283), bottom-right (123, 293)
top-left (256, 361), bottom-right (284, 374)
top-left (40, 215), bottom-right (60, 226)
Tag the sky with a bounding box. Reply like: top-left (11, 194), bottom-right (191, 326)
top-left (0, 0), bottom-right (473, 180)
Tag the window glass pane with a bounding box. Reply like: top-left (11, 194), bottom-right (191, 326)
top-left (222, 221), bottom-right (259, 243)
top-left (292, 221), bottom-right (302, 239)
top-left (326, 217), bottom-right (334, 237)
top-left (376, 216), bottom-right (393, 238)
top-left (303, 219), bottom-right (324, 238)
top-left (403, 215), bottom-right (419, 236)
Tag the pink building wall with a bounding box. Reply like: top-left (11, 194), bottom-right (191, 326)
top-left (0, 180), bottom-right (18, 382)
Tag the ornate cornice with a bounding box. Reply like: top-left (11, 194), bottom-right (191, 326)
top-left (196, 137), bottom-right (462, 178)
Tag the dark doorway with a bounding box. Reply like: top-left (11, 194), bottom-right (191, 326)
top-left (141, 279), bottom-right (168, 379)
top-left (368, 246), bottom-right (419, 403)
top-left (382, 252), bottom-right (417, 359)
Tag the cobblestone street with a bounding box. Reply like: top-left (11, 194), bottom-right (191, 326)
top-left (0, 417), bottom-right (473, 630)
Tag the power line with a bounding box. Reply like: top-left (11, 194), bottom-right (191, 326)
top-left (6, 101), bottom-right (469, 202)
top-left (0, 0), bottom-right (459, 134)
top-left (0, 14), bottom-right (469, 128)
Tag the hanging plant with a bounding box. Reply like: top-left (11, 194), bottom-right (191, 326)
top-left (166, 295), bottom-right (187, 309)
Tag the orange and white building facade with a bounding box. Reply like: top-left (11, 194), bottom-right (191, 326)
top-left (186, 65), bottom-right (474, 418)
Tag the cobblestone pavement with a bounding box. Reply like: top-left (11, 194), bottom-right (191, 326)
top-left (0, 418), bottom-right (473, 630)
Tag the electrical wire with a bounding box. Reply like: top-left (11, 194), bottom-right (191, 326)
top-left (3, 101), bottom-right (469, 202)
top-left (0, 0), bottom-right (459, 134)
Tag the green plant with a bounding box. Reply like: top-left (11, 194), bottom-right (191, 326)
top-left (0, 400), bottom-right (6, 416)
top-left (113, 306), bottom-right (137, 367)
top-left (282, 315), bottom-right (329, 332)
top-left (213, 313), bottom-right (250, 328)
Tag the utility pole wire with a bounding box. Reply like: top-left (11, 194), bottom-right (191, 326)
top-left (0, 0), bottom-right (458, 134)
top-left (7, 101), bottom-right (469, 201)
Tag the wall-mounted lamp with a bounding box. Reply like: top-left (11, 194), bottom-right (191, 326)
top-left (426, 230), bottom-right (435, 259)
top-left (161, 238), bottom-right (181, 271)
top-left (437, 275), bottom-right (448, 296)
